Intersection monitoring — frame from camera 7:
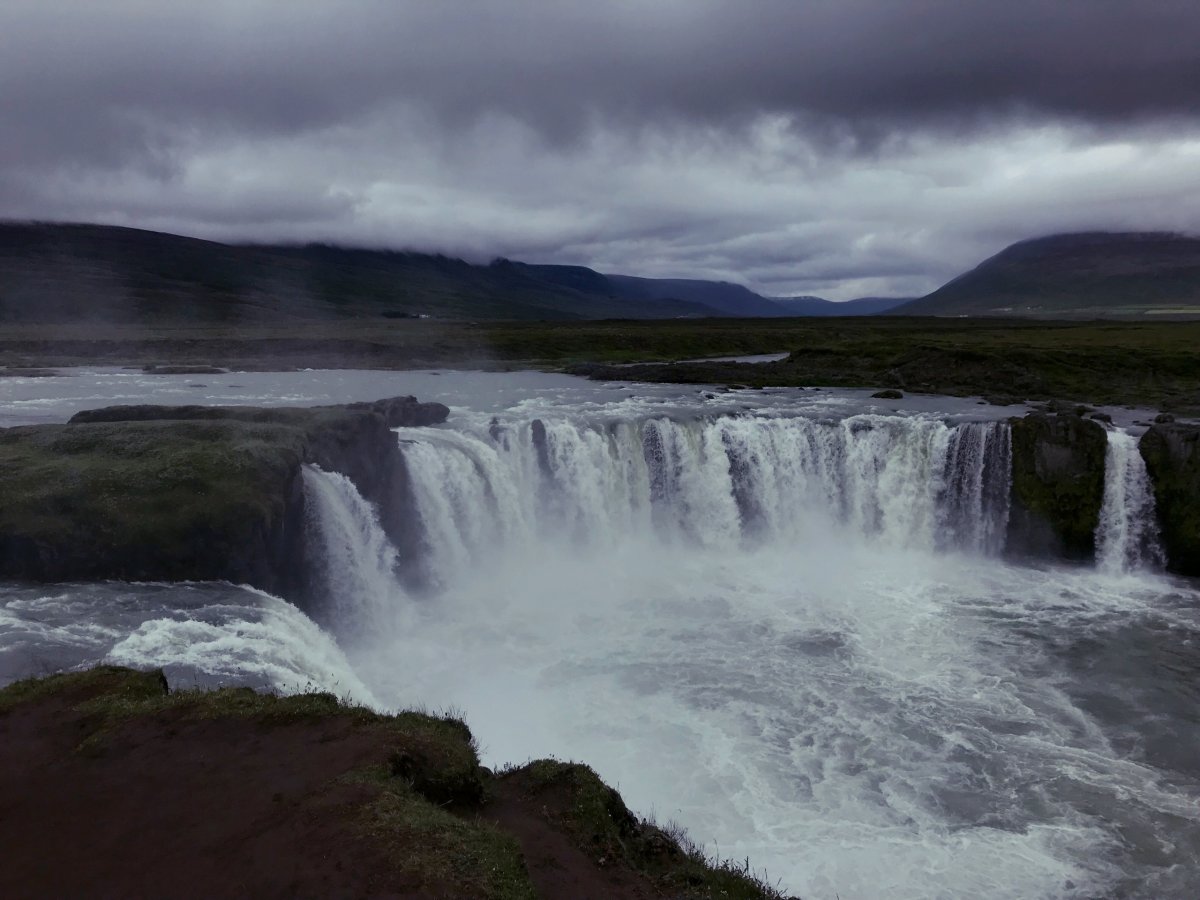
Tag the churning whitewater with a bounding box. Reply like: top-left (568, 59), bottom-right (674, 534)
top-left (294, 401), bottom-right (1195, 900)
top-left (388, 413), bottom-right (1014, 582)
top-left (2, 369), bottom-right (1197, 900)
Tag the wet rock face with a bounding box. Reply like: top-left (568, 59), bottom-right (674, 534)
top-left (1007, 413), bottom-right (1108, 561)
top-left (1140, 422), bottom-right (1200, 576)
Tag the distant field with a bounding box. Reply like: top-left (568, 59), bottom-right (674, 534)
top-left (2, 316), bottom-right (1198, 413)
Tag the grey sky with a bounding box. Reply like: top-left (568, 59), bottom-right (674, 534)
top-left (3, 1), bottom-right (1200, 299)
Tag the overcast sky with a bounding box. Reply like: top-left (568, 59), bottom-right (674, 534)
top-left (3, 1), bottom-right (1200, 300)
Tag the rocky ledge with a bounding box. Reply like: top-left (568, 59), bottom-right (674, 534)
top-left (1007, 412), bottom-right (1109, 561)
top-left (1140, 420), bottom-right (1200, 576)
top-left (0, 397), bottom-right (448, 595)
top-left (1006, 411), bottom-right (1200, 575)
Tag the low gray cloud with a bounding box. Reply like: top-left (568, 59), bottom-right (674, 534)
top-left (3, 1), bottom-right (1200, 299)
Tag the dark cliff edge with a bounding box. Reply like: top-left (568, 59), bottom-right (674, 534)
top-left (0, 397), bottom-right (448, 599)
top-left (1140, 422), bottom-right (1200, 576)
top-left (0, 667), bottom-right (788, 899)
top-left (1007, 413), bottom-right (1109, 562)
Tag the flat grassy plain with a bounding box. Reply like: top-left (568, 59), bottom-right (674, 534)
top-left (2, 316), bottom-right (1198, 413)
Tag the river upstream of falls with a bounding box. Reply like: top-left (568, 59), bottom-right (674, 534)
top-left (3, 368), bottom-right (1200, 899)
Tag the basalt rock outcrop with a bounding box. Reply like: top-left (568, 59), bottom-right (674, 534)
top-left (1007, 412), bottom-right (1108, 560)
top-left (1139, 421), bottom-right (1200, 576)
top-left (0, 397), bottom-right (448, 595)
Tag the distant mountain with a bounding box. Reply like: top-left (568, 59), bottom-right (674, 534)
top-left (771, 295), bottom-right (912, 316)
top-left (603, 274), bottom-right (791, 317)
top-left (0, 221), bottom-right (922, 324)
top-left (0, 223), bottom-right (726, 323)
top-left (895, 232), bottom-right (1200, 318)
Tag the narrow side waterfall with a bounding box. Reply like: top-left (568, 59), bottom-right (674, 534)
top-left (1096, 429), bottom-right (1165, 574)
top-left (301, 465), bottom-right (410, 636)
top-left (393, 413), bottom-right (1016, 591)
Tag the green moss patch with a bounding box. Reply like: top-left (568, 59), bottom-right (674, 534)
top-left (505, 760), bottom-right (790, 899)
top-left (350, 767), bottom-right (535, 899)
top-left (0, 419), bottom-right (305, 581)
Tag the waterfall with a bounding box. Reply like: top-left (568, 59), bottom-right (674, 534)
top-left (300, 411), bottom-right (1170, 616)
top-left (392, 413), bottom-right (1017, 590)
top-left (301, 465), bottom-right (410, 637)
top-left (939, 421), bottom-right (1012, 555)
top-left (1096, 429), bottom-right (1165, 574)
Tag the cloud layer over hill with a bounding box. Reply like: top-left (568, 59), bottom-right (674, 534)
top-left (3, 1), bottom-right (1200, 299)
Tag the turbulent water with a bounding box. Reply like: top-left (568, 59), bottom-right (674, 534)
top-left (3, 368), bottom-right (1198, 900)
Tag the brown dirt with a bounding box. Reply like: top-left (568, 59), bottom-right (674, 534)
top-left (485, 775), bottom-right (657, 900)
top-left (0, 680), bottom-right (672, 899)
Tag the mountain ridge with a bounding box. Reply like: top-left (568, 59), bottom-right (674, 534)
top-left (0, 221), bottom-right (797, 323)
top-left (895, 231), bottom-right (1200, 318)
top-left (7, 221), bottom-right (1200, 324)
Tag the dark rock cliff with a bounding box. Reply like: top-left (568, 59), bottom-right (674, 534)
top-left (1139, 422), bottom-right (1200, 576)
top-left (0, 397), bottom-right (448, 596)
top-left (1007, 413), bottom-right (1109, 560)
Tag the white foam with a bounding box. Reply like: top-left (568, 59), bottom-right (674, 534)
top-left (1096, 429), bottom-right (1165, 574)
top-left (349, 538), bottom-right (1199, 900)
top-left (107, 590), bottom-right (378, 705)
top-left (302, 465), bottom-right (413, 637)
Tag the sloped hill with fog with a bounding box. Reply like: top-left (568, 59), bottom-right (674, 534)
top-left (895, 232), bottom-right (1200, 318)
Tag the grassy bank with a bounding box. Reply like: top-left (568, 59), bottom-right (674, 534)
top-left (3, 316), bottom-right (1199, 412)
top-left (0, 667), bottom-right (790, 899)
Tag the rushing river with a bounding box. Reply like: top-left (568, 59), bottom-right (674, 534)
top-left (2, 368), bottom-right (1199, 900)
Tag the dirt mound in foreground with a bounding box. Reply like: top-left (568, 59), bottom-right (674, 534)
top-left (0, 667), bottom-right (788, 899)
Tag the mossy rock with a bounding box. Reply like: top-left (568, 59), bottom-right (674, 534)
top-left (1008, 413), bottom-right (1108, 559)
top-left (387, 712), bottom-right (485, 806)
top-left (0, 397), bottom-right (447, 591)
top-left (0, 420), bottom-right (307, 588)
top-left (1140, 423), bottom-right (1200, 575)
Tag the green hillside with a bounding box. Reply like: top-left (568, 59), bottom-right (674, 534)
top-left (0, 222), bottom-right (718, 323)
top-left (896, 232), bottom-right (1200, 318)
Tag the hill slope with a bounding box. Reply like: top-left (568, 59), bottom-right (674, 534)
top-left (0, 223), bottom-right (718, 323)
top-left (896, 232), bottom-right (1200, 318)
top-left (604, 274), bottom-right (790, 317)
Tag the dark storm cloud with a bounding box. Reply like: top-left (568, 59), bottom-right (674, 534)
top-left (7, 2), bottom-right (1200, 160)
top-left (3, 1), bottom-right (1200, 299)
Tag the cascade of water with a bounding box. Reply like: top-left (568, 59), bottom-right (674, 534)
top-left (1096, 429), bottom-right (1165, 574)
top-left (393, 413), bottom-right (1017, 590)
top-left (301, 465), bottom-right (410, 636)
top-left (939, 421), bottom-right (1012, 555)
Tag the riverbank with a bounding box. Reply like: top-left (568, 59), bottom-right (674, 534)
top-left (3, 317), bottom-right (1199, 414)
